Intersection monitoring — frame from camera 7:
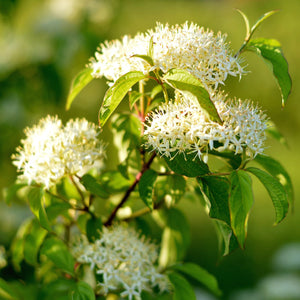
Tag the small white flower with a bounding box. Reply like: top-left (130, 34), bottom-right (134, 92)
top-left (90, 22), bottom-right (245, 87)
top-left (12, 116), bottom-right (105, 189)
top-left (144, 92), bottom-right (269, 162)
top-left (72, 224), bottom-right (170, 299)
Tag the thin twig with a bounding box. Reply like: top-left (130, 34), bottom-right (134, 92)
top-left (104, 152), bottom-right (156, 226)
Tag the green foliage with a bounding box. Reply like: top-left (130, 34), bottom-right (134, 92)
top-left (168, 272), bottom-right (196, 300)
top-left (86, 215), bottom-right (103, 242)
top-left (40, 237), bottom-right (75, 276)
top-left (3, 183), bottom-right (27, 205)
top-left (166, 175), bottom-right (186, 205)
top-left (23, 219), bottom-right (47, 266)
top-left (0, 278), bottom-right (19, 300)
top-left (158, 208), bottom-right (190, 268)
top-left (99, 170), bottom-right (133, 193)
top-left (170, 262), bottom-right (222, 296)
top-left (27, 188), bottom-right (51, 231)
top-left (80, 174), bottom-right (109, 198)
top-left (163, 68), bottom-right (222, 123)
top-left (229, 170), bottom-right (254, 248)
top-left (199, 176), bottom-right (231, 225)
top-left (2, 7), bottom-right (294, 300)
top-left (68, 281), bottom-right (95, 300)
top-left (138, 169), bottom-right (158, 210)
top-left (66, 68), bottom-right (94, 110)
top-left (164, 152), bottom-right (210, 177)
top-left (254, 154), bottom-right (294, 207)
top-left (99, 71), bottom-right (148, 126)
top-left (246, 38), bottom-right (292, 106)
top-left (246, 167), bottom-right (288, 224)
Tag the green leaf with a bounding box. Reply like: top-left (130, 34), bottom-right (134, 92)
top-left (214, 220), bottom-right (239, 257)
top-left (27, 188), bottom-right (51, 231)
top-left (166, 175), bottom-right (186, 205)
top-left (86, 216), bottom-right (102, 242)
top-left (10, 218), bottom-right (32, 271)
top-left (0, 278), bottom-right (20, 300)
top-left (39, 278), bottom-right (77, 300)
top-left (246, 167), bottom-right (288, 224)
top-left (23, 219), bottom-right (47, 266)
top-left (66, 68), bottom-right (93, 110)
top-left (209, 149), bottom-right (242, 170)
top-left (163, 68), bottom-right (222, 123)
top-left (99, 171), bottom-right (133, 194)
top-left (40, 237), bottom-right (75, 276)
top-left (80, 174), bottom-right (109, 198)
top-left (158, 208), bottom-right (190, 268)
top-left (3, 183), bottom-right (26, 205)
top-left (99, 71), bottom-right (148, 127)
top-left (164, 152), bottom-right (210, 177)
top-left (46, 202), bottom-right (72, 222)
top-left (139, 169), bottom-right (158, 210)
top-left (250, 10), bottom-right (278, 36)
top-left (229, 170), bottom-right (254, 248)
top-left (150, 84), bottom-right (163, 99)
top-left (236, 9), bottom-right (250, 39)
top-left (254, 154), bottom-right (294, 209)
top-left (111, 113), bottom-right (141, 149)
top-left (171, 263), bottom-right (222, 296)
top-left (246, 38), bottom-right (292, 107)
top-left (131, 54), bottom-right (154, 66)
top-left (129, 90), bottom-right (143, 108)
top-left (168, 272), bottom-right (196, 300)
top-left (68, 281), bottom-right (95, 300)
top-left (199, 176), bottom-right (231, 225)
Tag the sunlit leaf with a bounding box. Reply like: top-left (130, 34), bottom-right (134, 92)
top-left (66, 68), bottom-right (93, 110)
top-left (99, 71), bottom-right (148, 126)
top-left (229, 170), bottom-right (253, 248)
top-left (163, 68), bottom-right (222, 123)
top-left (246, 38), bottom-right (292, 106)
top-left (246, 167), bottom-right (288, 224)
top-left (171, 262), bottom-right (222, 296)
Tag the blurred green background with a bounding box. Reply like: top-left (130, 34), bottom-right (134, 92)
top-left (0, 0), bottom-right (299, 298)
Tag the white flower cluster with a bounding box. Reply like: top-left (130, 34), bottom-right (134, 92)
top-left (12, 116), bottom-right (105, 189)
top-left (73, 225), bottom-right (170, 300)
top-left (144, 93), bottom-right (268, 162)
top-left (90, 22), bottom-right (244, 87)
